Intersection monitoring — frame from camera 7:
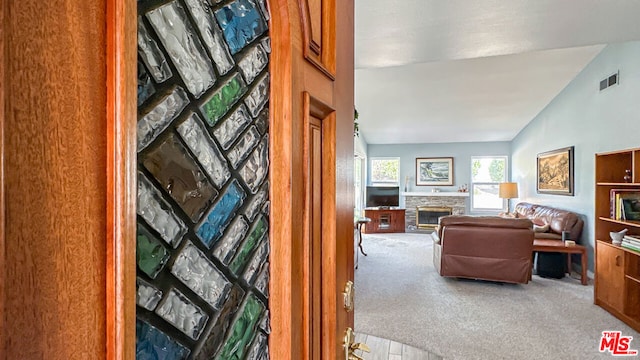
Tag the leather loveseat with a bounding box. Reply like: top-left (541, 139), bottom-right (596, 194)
top-left (514, 202), bottom-right (584, 243)
top-left (432, 215), bottom-right (534, 284)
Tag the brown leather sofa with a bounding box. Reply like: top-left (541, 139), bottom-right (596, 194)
top-left (432, 215), bottom-right (534, 284)
top-left (514, 202), bottom-right (584, 243)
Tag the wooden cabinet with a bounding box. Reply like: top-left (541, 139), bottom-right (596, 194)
top-left (363, 208), bottom-right (405, 233)
top-left (596, 242), bottom-right (626, 311)
top-left (594, 148), bottom-right (640, 332)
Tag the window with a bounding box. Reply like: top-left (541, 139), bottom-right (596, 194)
top-left (370, 157), bottom-right (400, 185)
top-left (470, 156), bottom-right (508, 212)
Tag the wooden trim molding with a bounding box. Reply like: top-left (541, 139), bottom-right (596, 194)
top-left (268, 0), bottom-right (295, 358)
top-left (0, 0), bottom-right (6, 353)
top-left (106, 0), bottom-right (137, 358)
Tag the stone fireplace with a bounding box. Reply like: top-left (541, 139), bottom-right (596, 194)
top-left (417, 206), bottom-right (452, 228)
top-left (403, 192), bottom-right (468, 230)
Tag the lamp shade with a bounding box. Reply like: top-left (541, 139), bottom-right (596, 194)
top-left (499, 182), bottom-right (518, 199)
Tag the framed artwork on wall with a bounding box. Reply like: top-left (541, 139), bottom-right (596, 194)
top-left (416, 157), bottom-right (454, 186)
top-left (537, 146), bottom-right (574, 196)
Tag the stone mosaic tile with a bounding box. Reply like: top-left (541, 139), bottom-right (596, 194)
top-left (213, 104), bottom-right (252, 150)
top-left (137, 278), bottom-right (163, 311)
top-left (142, 133), bottom-right (217, 223)
top-left (193, 284), bottom-right (245, 360)
top-left (156, 288), bottom-right (209, 340)
top-left (136, 223), bottom-right (170, 279)
top-left (137, 18), bottom-right (173, 83)
top-left (212, 216), bottom-right (249, 266)
top-left (183, 0), bottom-right (234, 76)
top-left (238, 42), bottom-right (269, 84)
top-left (138, 60), bottom-right (156, 106)
top-left (239, 136), bottom-right (269, 194)
top-left (136, 319), bottom-right (190, 359)
top-left (137, 86), bottom-right (189, 152)
top-left (200, 72), bottom-right (247, 126)
top-left (171, 241), bottom-right (231, 309)
top-left (137, 172), bottom-right (187, 248)
top-left (215, 293), bottom-right (265, 359)
top-left (147, 0), bottom-right (216, 98)
top-left (244, 74), bottom-right (269, 118)
top-left (228, 126), bottom-right (260, 169)
top-left (196, 179), bottom-right (246, 248)
top-left (176, 113), bottom-right (231, 189)
top-left (215, 0), bottom-right (267, 55)
top-left (230, 216), bottom-right (268, 276)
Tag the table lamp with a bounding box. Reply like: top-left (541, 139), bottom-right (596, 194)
top-left (499, 182), bottom-right (518, 216)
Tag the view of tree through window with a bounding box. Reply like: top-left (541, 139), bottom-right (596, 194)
top-left (370, 158), bottom-right (400, 185)
top-left (471, 156), bottom-right (507, 211)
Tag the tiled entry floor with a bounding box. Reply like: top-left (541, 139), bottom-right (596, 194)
top-left (354, 333), bottom-right (443, 360)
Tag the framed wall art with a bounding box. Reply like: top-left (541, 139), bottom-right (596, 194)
top-left (537, 146), bottom-right (574, 196)
top-left (416, 157), bottom-right (454, 186)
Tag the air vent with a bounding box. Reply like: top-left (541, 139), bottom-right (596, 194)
top-left (599, 71), bottom-right (619, 91)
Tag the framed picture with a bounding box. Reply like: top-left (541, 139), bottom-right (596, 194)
top-left (537, 146), bottom-right (574, 196)
top-left (416, 157), bottom-right (454, 186)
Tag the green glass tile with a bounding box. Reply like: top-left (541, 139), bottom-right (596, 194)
top-left (230, 216), bottom-right (268, 275)
top-left (137, 224), bottom-right (170, 279)
top-left (215, 293), bottom-right (265, 360)
top-left (200, 73), bottom-right (247, 126)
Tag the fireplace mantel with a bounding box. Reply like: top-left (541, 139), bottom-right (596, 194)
top-left (402, 192), bottom-right (469, 197)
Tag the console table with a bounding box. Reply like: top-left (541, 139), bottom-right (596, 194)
top-left (532, 239), bottom-right (588, 285)
top-left (363, 208), bottom-right (405, 233)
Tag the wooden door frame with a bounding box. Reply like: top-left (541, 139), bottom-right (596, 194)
top-left (0, 0), bottom-right (6, 352)
top-left (106, 0), bottom-right (137, 358)
top-left (102, 0), bottom-right (302, 358)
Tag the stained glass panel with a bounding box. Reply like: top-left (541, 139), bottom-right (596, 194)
top-left (136, 0), bottom-right (269, 356)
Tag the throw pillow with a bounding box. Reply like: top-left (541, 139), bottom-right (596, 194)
top-left (533, 223), bottom-right (550, 233)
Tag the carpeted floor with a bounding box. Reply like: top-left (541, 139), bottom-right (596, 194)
top-left (354, 233), bottom-right (640, 360)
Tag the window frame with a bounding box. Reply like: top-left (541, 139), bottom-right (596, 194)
top-left (470, 156), bottom-right (509, 213)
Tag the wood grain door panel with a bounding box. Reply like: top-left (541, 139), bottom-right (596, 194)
top-left (299, 0), bottom-right (336, 78)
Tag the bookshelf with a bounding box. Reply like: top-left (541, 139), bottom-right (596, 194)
top-left (594, 147), bottom-right (640, 332)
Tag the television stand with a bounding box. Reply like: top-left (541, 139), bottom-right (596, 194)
top-left (363, 208), bottom-right (405, 233)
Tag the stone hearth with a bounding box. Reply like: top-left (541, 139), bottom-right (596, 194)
top-left (403, 192), bottom-right (469, 230)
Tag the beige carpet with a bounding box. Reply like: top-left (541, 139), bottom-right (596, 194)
top-left (354, 233), bottom-right (640, 360)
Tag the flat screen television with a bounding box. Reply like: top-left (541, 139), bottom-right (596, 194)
top-left (366, 186), bottom-right (399, 208)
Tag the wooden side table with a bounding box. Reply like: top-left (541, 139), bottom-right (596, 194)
top-left (532, 239), bottom-right (588, 285)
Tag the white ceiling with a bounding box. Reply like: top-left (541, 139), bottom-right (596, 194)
top-left (355, 0), bottom-right (640, 144)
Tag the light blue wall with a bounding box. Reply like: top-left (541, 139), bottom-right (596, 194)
top-left (367, 142), bottom-right (511, 213)
top-left (511, 41), bottom-right (640, 271)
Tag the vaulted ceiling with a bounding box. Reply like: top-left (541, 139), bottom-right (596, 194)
top-left (355, 0), bottom-right (640, 144)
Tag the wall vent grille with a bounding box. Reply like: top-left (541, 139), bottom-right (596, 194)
top-left (600, 71), bottom-right (619, 91)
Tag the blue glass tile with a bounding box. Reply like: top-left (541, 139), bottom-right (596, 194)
top-left (215, 0), bottom-right (267, 55)
top-left (136, 319), bottom-right (190, 360)
top-left (196, 179), bottom-right (246, 248)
